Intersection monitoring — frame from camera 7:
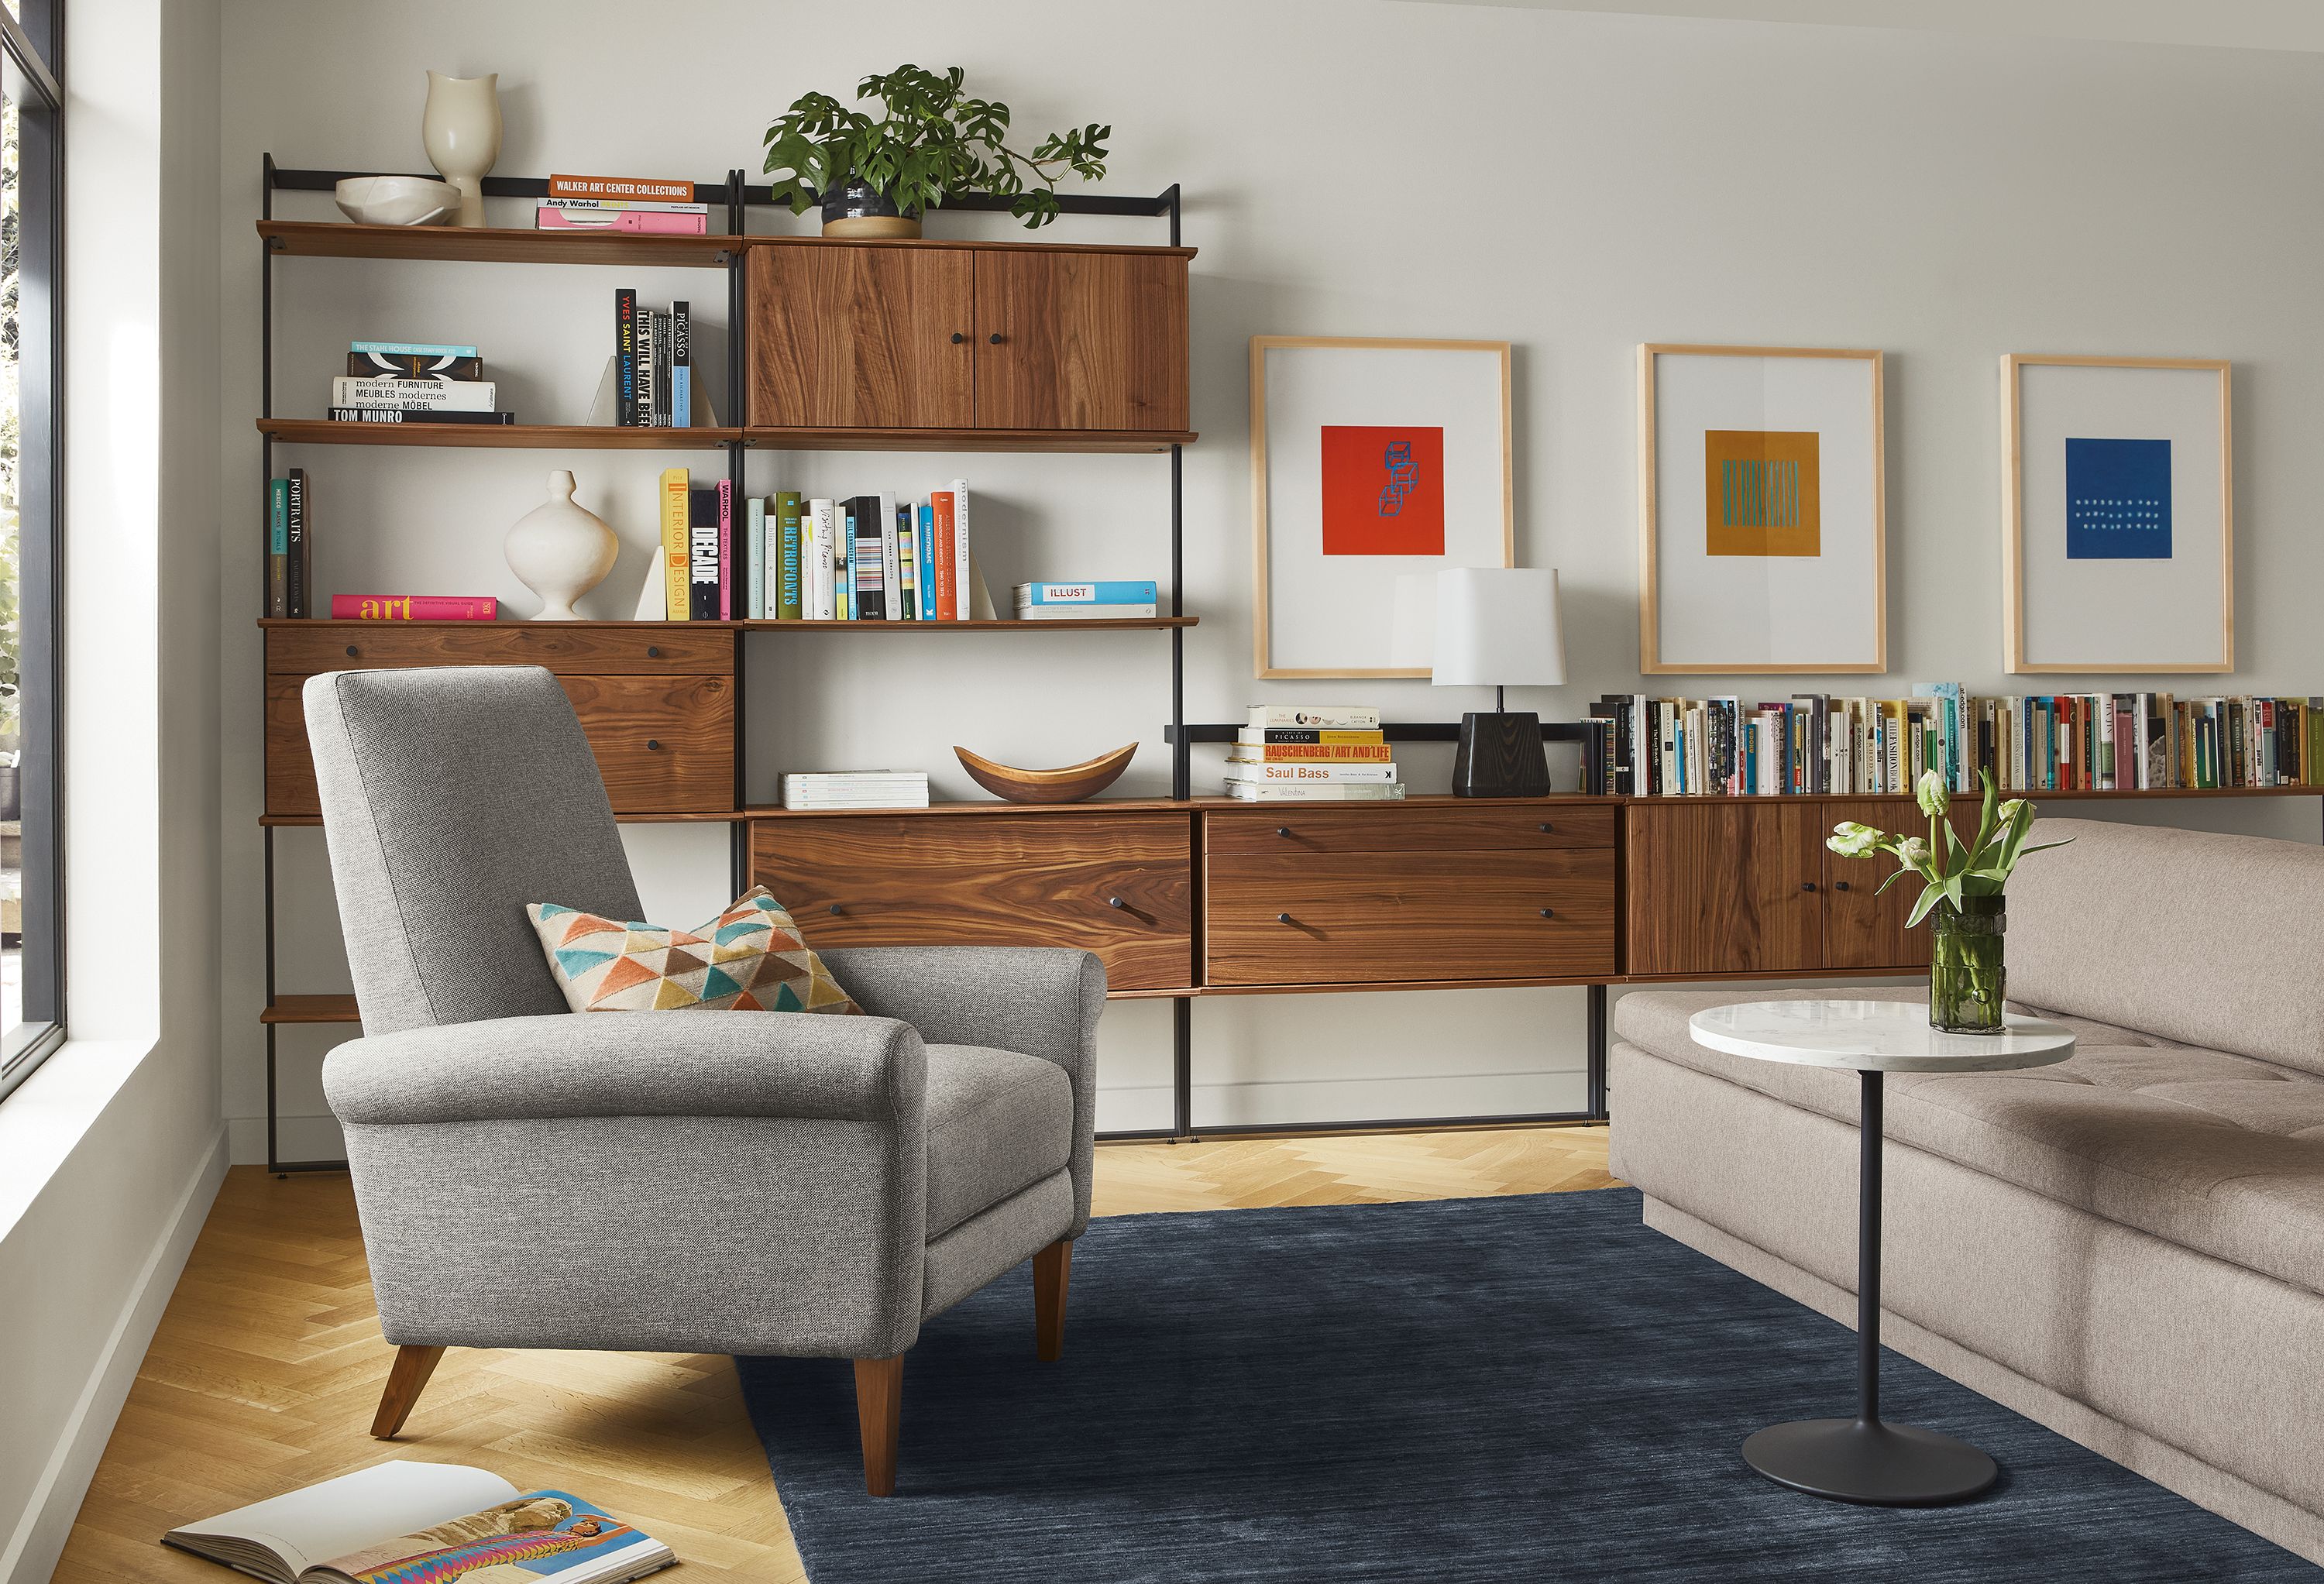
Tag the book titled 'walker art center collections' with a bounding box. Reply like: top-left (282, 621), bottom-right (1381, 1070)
top-left (162, 1459), bottom-right (673, 1584)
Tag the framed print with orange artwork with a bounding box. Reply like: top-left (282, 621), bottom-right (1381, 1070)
top-left (1251, 337), bottom-right (1512, 678)
top-left (1638, 344), bottom-right (1886, 674)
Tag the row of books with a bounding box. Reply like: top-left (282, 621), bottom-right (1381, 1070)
top-left (264, 469), bottom-right (315, 617)
top-left (649, 476), bottom-right (982, 622)
top-left (1225, 705), bottom-right (1405, 802)
top-left (325, 338), bottom-right (515, 428)
top-left (1588, 689), bottom-right (2324, 797)
top-left (536, 173), bottom-right (710, 235)
top-left (779, 771), bottom-right (929, 810)
top-left (613, 292), bottom-right (696, 428)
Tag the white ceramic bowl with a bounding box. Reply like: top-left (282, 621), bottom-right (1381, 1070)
top-left (334, 176), bottom-right (459, 227)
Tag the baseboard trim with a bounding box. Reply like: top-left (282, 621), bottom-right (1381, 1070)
top-left (1640, 1194), bottom-right (2324, 1567)
top-left (0, 1123), bottom-right (229, 1584)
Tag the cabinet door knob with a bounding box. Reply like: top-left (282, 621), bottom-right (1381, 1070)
top-left (1800, 881), bottom-right (1818, 892)
top-left (1277, 912), bottom-right (1293, 924)
top-left (1276, 826), bottom-right (1293, 837)
top-left (646, 644), bottom-right (662, 658)
top-left (828, 903), bottom-right (844, 916)
top-left (1108, 895), bottom-right (1126, 909)
top-left (1539, 907), bottom-right (1555, 918)
top-left (951, 332), bottom-right (966, 344)
top-left (1834, 880), bottom-right (1851, 892)
top-left (988, 332), bottom-right (1005, 345)
top-left (645, 739), bottom-right (662, 751)
top-left (343, 644), bottom-right (359, 658)
top-left (1538, 822), bottom-right (1555, 833)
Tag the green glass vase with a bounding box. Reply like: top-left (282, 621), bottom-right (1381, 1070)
top-left (1930, 896), bottom-right (2006, 1033)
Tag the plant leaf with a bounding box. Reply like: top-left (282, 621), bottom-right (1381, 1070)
top-left (1906, 885), bottom-right (1944, 928)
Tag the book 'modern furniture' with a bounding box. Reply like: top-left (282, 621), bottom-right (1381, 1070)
top-left (1613, 819), bottom-right (2324, 1562)
top-left (305, 665), bottom-right (1104, 1497)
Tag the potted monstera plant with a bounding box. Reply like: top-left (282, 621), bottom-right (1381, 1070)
top-left (761, 64), bottom-right (1110, 236)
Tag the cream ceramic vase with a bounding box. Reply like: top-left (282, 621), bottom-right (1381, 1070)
top-left (506, 470), bottom-right (618, 620)
top-left (421, 70), bottom-right (500, 228)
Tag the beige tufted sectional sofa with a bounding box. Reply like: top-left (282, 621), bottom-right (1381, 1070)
top-left (1610, 817), bottom-right (2324, 1561)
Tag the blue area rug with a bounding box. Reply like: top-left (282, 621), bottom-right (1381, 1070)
top-left (737, 1188), bottom-right (2314, 1582)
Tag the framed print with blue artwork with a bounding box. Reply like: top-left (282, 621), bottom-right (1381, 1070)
top-left (2003, 354), bottom-right (2233, 673)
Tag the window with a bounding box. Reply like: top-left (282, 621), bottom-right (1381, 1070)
top-left (0, 0), bottom-right (60, 1101)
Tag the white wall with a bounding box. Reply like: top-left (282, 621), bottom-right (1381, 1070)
top-left (218, 0), bottom-right (2324, 1153)
top-left (0, 0), bottom-right (226, 1579)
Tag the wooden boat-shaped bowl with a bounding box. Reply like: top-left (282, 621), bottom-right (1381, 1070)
top-left (954, 743), bottom-right (1138, 805)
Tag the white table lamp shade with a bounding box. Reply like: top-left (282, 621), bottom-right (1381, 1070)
top-left (1432, 567), bottom-right (1566, 688)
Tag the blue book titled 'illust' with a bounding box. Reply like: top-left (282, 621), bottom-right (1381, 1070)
top-left (1016, 581), bottom-right (1160, 606)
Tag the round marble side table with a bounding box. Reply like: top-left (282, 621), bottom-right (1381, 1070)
top-left (1687, 998), bottom-right (2075, 1507)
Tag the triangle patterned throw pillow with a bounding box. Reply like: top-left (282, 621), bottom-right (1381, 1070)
top-left (525, 887), bottom-right (860, 1015)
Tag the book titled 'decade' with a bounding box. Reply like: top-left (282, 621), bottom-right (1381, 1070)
top-left (161, 1459), bottom-right (675, 1584)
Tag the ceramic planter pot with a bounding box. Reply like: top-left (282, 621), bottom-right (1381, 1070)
top-left (505, 470), bottom-right (618, 620)
top-left (820, 180), bottom-right (921, 239)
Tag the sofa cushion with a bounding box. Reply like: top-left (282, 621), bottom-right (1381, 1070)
top-left (923, 1044), bottom-right (1073, 1240)
top-left (2009, 817), bottom-right (2324, 1075)
top-left (1614, 988), bottom-right (2324, 1300)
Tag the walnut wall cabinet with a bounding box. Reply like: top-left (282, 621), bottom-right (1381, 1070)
top-left (745, 238), bottom-right (1192, 437)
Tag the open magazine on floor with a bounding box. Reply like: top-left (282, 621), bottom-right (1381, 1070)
top-left (160, 1460), bottom-right (675, 1584)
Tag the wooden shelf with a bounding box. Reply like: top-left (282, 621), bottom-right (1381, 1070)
top-left (260, 219), bottom-right (736, 267)
top-left (262, 810), bottom-right (741, 827)
top-left (742, 425), bottom-right (1196, 454)
top-left (747, 797), bottom-right (1202, 820)
top-left (260, 418), bottom-right (741, 450)
top-left (262, 994), bottom-right (359, 1026)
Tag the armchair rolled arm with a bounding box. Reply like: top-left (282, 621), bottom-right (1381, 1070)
top-left (323, 1009), bottom-right (927, 1127)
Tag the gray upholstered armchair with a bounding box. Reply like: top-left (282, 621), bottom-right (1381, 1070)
top-left (303, 665), bottom-right (1103, 1496)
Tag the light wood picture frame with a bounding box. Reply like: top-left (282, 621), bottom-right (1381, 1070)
top-left (2000, 353), bottom-right (2233, 675)
top-left (1638, 343), bottom-right (1887, 675)
top-left (1250, 336), bottom-right (1514, 679)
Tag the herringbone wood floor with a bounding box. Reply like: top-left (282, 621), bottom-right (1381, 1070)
top-left (50, 1125), bottom-right (1614, 1583)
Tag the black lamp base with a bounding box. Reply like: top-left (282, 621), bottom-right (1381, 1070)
top-left (1452, 711), bottom-right (1551, 797)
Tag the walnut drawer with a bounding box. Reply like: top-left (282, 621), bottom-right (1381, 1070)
top-left (265, 624), bottom-right (734, 676)
top-left (751, 812), bottom-right (1193, 992)
top-left (1203, 802), bottom-right (1616, 858)
top-left (266, 672), bottom-right (735, 817)
top-left (1203, 847), bottom-right (1617, 987)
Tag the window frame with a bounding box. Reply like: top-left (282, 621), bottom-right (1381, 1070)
top-left (0, 0), bottom-right (64, 1101)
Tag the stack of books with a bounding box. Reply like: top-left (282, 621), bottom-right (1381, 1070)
top-left (1012, 581), bottom-right (1158, 620)
top-left (651, 474), bottom-right (982, 622)
top-left (613, 291), bottom-right (697, 428)
top-left (1226, 706), bottom-right (1404, 801)
top-left (326, 339), bottom-right (514, 428)
top-left (1590, 688), bottom-right (2324, 797)
top-left (538, 173), bottom-right (710, 234)
top-left (780, 771), bottom-right (930, 810)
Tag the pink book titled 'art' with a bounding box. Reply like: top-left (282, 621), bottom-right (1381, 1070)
top-left (329, 595), bottom-right (498, 621)
top-left (534, 206), bottom-right (708, 235)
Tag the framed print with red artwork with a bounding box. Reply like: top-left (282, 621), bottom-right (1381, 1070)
top-left (1251, 336), bottom-right (1512, 678)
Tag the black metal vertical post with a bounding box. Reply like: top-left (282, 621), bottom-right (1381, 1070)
top-left (263, 826), bottom-right (280, 1176)
top-left (1586, 983), bottom-right (1608, 1118)
top-left (1857, 1068), bottom-right (1884, 1426)
top-left (1172, 995), bottom-right (1193, 1140)
top-left (1170, 443), bottom-right (1187, 799)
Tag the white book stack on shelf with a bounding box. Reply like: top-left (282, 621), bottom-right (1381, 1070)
top-left (1225, 706), bottom-right (1404, 801)
top-left (779, 771), bottom-right (931, 810)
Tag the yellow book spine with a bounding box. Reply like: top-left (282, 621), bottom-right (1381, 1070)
top-left (660, 468), bottom-right (690, 620)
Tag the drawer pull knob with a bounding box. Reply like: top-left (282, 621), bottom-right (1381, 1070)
top-left (951, 332), bottom-right (966, 344)
top-left (1277, 912), bottom-right (1293, 924)
top-left (1539, 907), bottom-right (1555, 919)
top-left (828, 903), bottom-right (844, 916)
top-left (646, 644), bottom-right (662, 658)
top-left (646, 739), bottom-right (662, 751)
top-left (1800, 881), bottom-right (1817, 893)
top-left (1834, 880), bottom-right (1851, 892)
top-left (1108, 895), bottom-right (1126, 909)
top-left (988, 332), bottom-right (1005, 345)
top-left (1538, 822), bottom-right (1554, 833)
top-left (344, 644), bottom-right (359, 658)
top-left (1276, 826), bottom-right (1293, 837)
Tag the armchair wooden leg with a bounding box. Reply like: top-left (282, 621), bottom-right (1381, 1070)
top-left (1033, 1239), bottom-right (1072, 1362)
top-left (370, 1345), bottom-right (447, 1439)
top-left (853, 1354), bottom-right (904, 1497)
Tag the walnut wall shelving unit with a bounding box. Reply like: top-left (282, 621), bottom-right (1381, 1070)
top-left (255, 159), bottom-right (1196, 1171)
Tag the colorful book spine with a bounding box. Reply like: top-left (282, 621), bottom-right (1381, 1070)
top-left (615, 290), bottom-right (638, 429)
top-left (1232, 744), bottom-right (1395, 763)
top-left (1015, 581), bottom-right (1162, 606)
top-left (949, 479), bottom-right (972, 620)
top-left (331, 378), bottom-right (497, 410)
top-left (535, 206), bottom-right (710, 235)
top-left (328, 595), bottom-right (498, 620)
top-left (1226, 762), bottom-right (1400, 783)
top-left (541, 194), bottom-right (711, 214)
top-left (717, 477), bottom-right (734, 621)
top-left (346, 350), bottom-right (483, 380)
top-left (268, 479), bottom-right (287, 618)
top-left (808, 497), bottom-right (835, 620)
top-left (350, 339), bottom-right (478, 357)
top-left (671, 301), bottom-right (691, 428)
top-left (879, 493), bottom-right (902, 623)
top-left (654, 311), bottom-right (672, 427)
top-left (776, 492), bottom-right (803, 620)
top-left (917, 503), bottom-right (938, 620)
top-left (746, 495), bottom-right (766, 620)
top-left (285, 468), bottom-right (308, 619)
top-left (930, 491), bottom-right (957, 622)
top-left (1241, 729), bottom-right (1387, 745)
top-left (689, 487), bottom-right (720, 621)
top-left (896, 510), bottom-right (918, 620)
top-left (548, 174), bottom-right (697, 201)
top-left (636, 312), bottom-right (657, 428)
top-left (659, 467), bottom-right (689, 620)
top-left (325, 407), bottom-right (515, 425)
top-left (836, 508), bottom-right (855, 620)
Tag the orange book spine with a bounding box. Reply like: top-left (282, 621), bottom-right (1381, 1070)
top-left (1229, 744), bottom-right (1394, 762)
